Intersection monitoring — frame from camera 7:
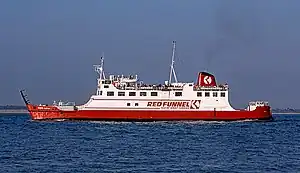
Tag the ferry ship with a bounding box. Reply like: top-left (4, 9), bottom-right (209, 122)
top-left (20, 41), bottom-right (272, 121)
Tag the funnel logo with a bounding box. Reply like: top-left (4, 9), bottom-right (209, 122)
top-left (190, 100), bottom-right (201, 109)
top-left (203, 76), bottom-right (212, 84)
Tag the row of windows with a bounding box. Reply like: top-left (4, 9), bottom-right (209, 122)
top-left (100, 91), bottom-right (226, 97)
top-left (107, 91), bottom-right (160, 96)
top-left (197, 92), bottom-right (226, 97)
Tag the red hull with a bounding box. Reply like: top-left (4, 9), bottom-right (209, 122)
top-left (26, 104), bottom-right (272, 121)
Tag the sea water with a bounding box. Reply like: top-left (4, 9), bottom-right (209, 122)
top-left (0, 113), bottom-right (299, 172)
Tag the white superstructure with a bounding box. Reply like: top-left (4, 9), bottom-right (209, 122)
top-left (77, 41), bottom-right (242, 112)
top-left (54, 41), bottom-right (268, 112)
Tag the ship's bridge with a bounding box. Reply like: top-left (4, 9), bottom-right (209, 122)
top-left (98, 74), bottom-right (138, 87)
top-left (109, 74), bottom-right (138, 83)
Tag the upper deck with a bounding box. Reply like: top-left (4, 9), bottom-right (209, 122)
top-left (98, 74), bottom-right (229, 92)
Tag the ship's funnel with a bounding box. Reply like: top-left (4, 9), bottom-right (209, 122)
top-left (197, 72), bottom-right (217, 87)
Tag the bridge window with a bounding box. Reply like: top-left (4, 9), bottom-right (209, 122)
top-left (104, 85), bottom-right (109, 88)
top-left (175, 92), bottom-right (182, 96)
top-left (104, 80), bottom-right (112, 84)
top-left (140, 92), bottom-right (147, 96)
top-left (118, 92), bottom-right (125, 96)
top-left (107, 91), bottom-right (114, 96)
top-left (213, 92), bottom-right (217, 97)
top-left (129, 92), bottom-right (136, 96)
top-left (151, 92), bottom-right (158, 96)
top-left (205, 92), bottom-right (210, 97)
top-left (98, 91), bottom-right (103, 95)
top-left (221, 92), bottom-right (226, 97)
top-left (197, 92), bottom-right (202, 97)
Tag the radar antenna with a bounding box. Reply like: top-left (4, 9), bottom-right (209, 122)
top-left (168, 40), bottom-right (178, 84)
top-left (93, 52), bottom-right (106, 80)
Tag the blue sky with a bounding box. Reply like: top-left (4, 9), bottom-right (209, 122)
top-left (0, 0), bottom-right (299, 108)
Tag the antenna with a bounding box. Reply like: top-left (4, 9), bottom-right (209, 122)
top-left (93, 52), bottom-right (106, 80)
top-left (168, 40), bottom-right (178, 84)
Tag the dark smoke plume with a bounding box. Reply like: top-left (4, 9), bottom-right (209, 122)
top-left (204, 1), bottom-right (262, 71)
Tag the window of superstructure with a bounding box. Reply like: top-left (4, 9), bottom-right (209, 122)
top-left (221, 92), bottom-right (226, 97)
top-left (104, 85), bottom-right (109, 88)
top-left (107, 91), bottom-right (114, 96)
top-left (102, 81), bottom-right (105, 84)
top-left (197, 92), bottom-right (202, 97)
top-left (213, 92), bottom-right (217, 97)
top-left (129, 92), bottom-right (136, 96)
top-left (127, 103), bottom-right (130, 106)
top-left (151, 92), bottom-right (158, 96)
top-left (175, 92), bottom-right (182, 96)
top-left (118, 92), bottom-right (125, 96)
top-left (140, 92), bottom-right (147, 96)
top-left (104, 80), bottom-right (111, 84)
top-left (135, 103), bottom-right (138, 106)
top-left (205, 92), bottom-right (210, 97)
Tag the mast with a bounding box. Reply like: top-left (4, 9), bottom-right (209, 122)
top-left (168, 40), bottom-right (178, 84)
top-left (93, 52), bottom-right (106, 80)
